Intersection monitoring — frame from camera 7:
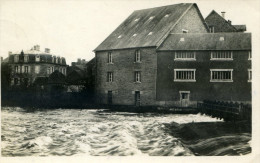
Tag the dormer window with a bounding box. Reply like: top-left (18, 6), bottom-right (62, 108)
top-left (118, 35), bottom-right (122, 38)
top-left (35, 55), bottom-right (40, 62)
top-left (148, 32), bottom-right (153, 35)
top-left (14, 55), bottom-right (19, 63)
top-left (209, 26), bottom-right (215, 33)
top-left (24, 55), bottom-right (29, 62)
top-left (134, 18), bottom-right (139, 22)
top-left (165, 14), bottom-right (170, 18)
top-left (182, 29), bottom-right (188, 33)
top-left (219, 37), bottom-right (224, 41)
top-left (133, 34), bottom-right (137, 37)
top-left (180, 38), bottom-right (185, 42)
top-left (149, 16), bottom-right (154, 20)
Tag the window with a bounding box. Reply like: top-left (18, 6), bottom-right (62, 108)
top-left (62, 68), bottom-right (66, 75)
top-left (248, 51), bottom-right (251, 60)
top-left (14, 78), bottom-right (19, 85)
top-left (35, 66), bottom-right (40, 74)
top-left (182, 29), bottom-right (188, 33)
top-left (209, 26), bottom-right (214, 33)
top-left (219, 37), bottom-right (224, 41)
top-left (248, 69), bottom-right (252, 82)
top-left (149, 16), bottom-right (154, 20)
top-left (14, 55), bottom-right (19, 63)
top-left (174, 69), bottom-right (196, 82)
top-left (135, 50), bottom-right (141, 62)
top-left (180, 38), bottom-right (185, 42)
top-left (107, 72), bottom-right (113, 82)
top-left (24, 55), bottom-right (29, 62)
top-left (210, 69), bottom-right (233, 82)
top-left (51, 67), bottom-right (54, 73)
top-left (47, 67), bottom-right (51, 74)
top-left (108, 52), bottom-right (112, 63)
top-left (24, 66), bottom-right (28, 73)
top-left (15, 66), bottom-right (19, 73)
top-left (211, 51), bottom-right (233, 60)
top-left (52, 56), bottom-right (55, 63)
top-left (35, 55), bottom-right (40, 62)
top-left (175, 52), bottom-right (196, 61)
top-left (135, 71), bottom-right (141, 82)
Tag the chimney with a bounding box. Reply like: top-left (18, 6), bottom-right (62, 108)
top-left (221, 11), bottom-right (226, 19)
top-left (45, 48), bottom-right (50, 53)
top-left (228, 20), bottom-right (232, 25)
top-left (77, 58), bottom-right (81, 64)
top-left (8, 51), bottom-right (12, 56)
top-left (34, 45), bottom-right (40, 51)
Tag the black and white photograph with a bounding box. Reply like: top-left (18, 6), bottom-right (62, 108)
top-left (0, 0), bottom-right (259, 162)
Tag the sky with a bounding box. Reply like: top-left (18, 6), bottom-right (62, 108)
top-left (0, 0), bottom-right (259, 65)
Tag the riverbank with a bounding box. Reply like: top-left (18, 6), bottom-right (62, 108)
top-left (164, 121), bottom-right (251, 156)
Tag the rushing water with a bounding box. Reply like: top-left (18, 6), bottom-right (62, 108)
top-left (1, 107), bottom-right (222, 156)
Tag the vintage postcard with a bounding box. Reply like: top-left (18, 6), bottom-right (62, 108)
top-left (0, 0), bottom-right (259, 162)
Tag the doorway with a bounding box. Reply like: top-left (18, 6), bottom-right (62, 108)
top-left (135, 91), bottom-right (140, 107)
top-left (108, 91), bottom-right (112, 105)
top-left (179, 91), bottom-right (190, 107)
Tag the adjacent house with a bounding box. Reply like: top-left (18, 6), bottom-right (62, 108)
top-left (157, 33), bottom-right (251, 107)
top-left (205, 10), bottom-right (246, 33)
top-left (94, 3), bottom-right (251, 107)
top-left (7, 45), bottom-right (67, 87)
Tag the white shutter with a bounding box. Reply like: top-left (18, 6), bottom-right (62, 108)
top-left (18, 66), bottom-right (21, 74)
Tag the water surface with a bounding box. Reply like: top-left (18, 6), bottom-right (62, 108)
top-left (1, 107), bottom-right (222, 156)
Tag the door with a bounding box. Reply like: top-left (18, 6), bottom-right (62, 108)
top-left (135, 91), bottom-right (140, 107)
top-left (180, 91), bottom-right (190, 107)
top-left (108, 91), bottom-right (112, 105)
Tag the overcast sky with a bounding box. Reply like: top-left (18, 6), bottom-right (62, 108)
top-left (0, 0), bottom-right (259, 65)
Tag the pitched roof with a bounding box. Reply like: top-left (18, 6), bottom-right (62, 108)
top-left (205, 10), bottom-right (238, 33)
top-left (158, 33), bottom-right (251, 51)
top-left (233, 25), bottom-right (247, 32)
top-left (48, 70), bottom-right (66, 84)
top-left (95, 3), bottom-right (202, 51)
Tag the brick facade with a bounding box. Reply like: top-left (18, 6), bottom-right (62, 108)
top-left (156, 50), bottom-right (251, 107)
top-left (95, 48), bottom-right (157, 106)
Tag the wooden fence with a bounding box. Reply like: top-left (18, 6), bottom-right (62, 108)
top-left (197, 100), bottom-right (251, 121)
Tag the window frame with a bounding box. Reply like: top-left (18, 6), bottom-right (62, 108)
top-left (107, 72), bottom-right (113, 82)
top-left (24, 66), bottom-right (28, 73)
top-left (248, 51), bottom-right (252, 60)
top-left (135, 50), bottom-right (141, 62)
top-left (108, 52), bottom-right (113, 64)
top-left (14, 55), bottom-right (19, 63)
top-left (174, 52), bottom-right (196, 61)
top-left (135, 71), bottom-right (141, 83)
top-left (35, 55), bottom-right (40, 62)
top-left (35, 66), bottom-right (40, 74)
top-left (174, 69), bottom-right (196, 82)
top-left (210, 69), bottom-right (233, 82)
top-left (24, 55), bottom-right (29, 62)
top-left (210, 51), bottom-right (233, 61)
top-left (248, 69), bottom-right (252, 82)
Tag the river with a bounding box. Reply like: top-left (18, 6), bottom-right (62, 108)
top-left (1, 107), bottom-right (223, 156)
